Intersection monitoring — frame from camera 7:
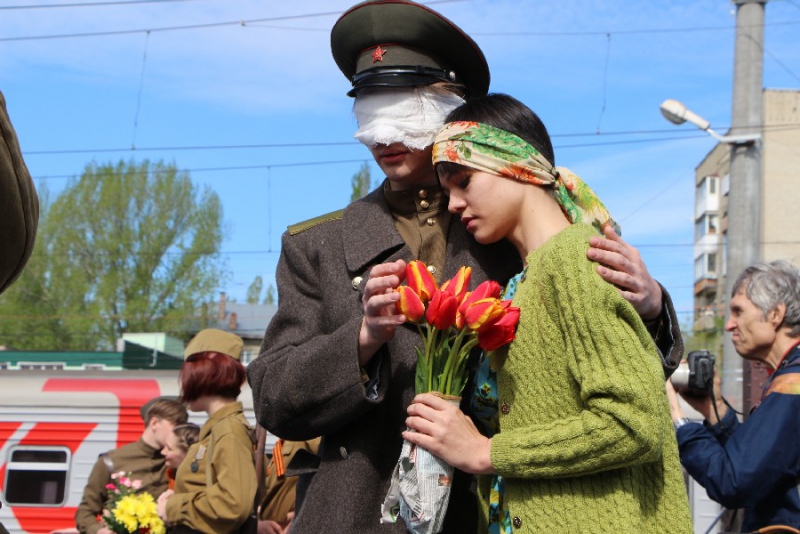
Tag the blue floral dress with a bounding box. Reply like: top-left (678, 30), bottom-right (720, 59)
top-left (470, 271), bottom-right (523, 534)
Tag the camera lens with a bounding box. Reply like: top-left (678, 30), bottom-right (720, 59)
top-left (670, 362), bottom-right (690, 390)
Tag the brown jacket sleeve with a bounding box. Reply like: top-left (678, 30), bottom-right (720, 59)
top-left (651, 283), bottom-right (684, 379)
top-left (75, 457), bottom-right (109, 534)
top-left (0, 90), bottom-right (38, 295)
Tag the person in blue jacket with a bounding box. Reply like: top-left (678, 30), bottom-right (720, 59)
top-left (667, 259), bottom-right (800, 532)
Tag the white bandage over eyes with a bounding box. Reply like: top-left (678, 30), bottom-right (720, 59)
top-left (353, 87), bottom-right (466, 150)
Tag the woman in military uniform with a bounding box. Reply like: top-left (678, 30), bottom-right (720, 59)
top-left (157, 329), bottom-right (257, 534)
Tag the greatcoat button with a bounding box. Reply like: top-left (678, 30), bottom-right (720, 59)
top-left (351, 276), bottom-right (363, 290)
top-left (426, 218), bottom-right (435, 226)
top-left (339, 446), bottom-right (348, 459)
top-left (420, 200), bottom-right (430, 209)
top-left (500, 402), bottom-right (510, 415)
top-left (512, 516), bottom-right (522, 528)
top-left (419, 189), bottom-right (428, 199)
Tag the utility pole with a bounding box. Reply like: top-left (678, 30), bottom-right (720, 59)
top-left (721, 0), bottom-right (766, 414)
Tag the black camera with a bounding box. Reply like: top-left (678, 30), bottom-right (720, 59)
top-left (670, 350), bottom-right (715, 396)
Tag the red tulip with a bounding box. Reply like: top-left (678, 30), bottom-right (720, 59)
top-left (425, 288), bottom-right (459, 330)
top-left (406, 260), bottom-right (437, 303)
top-left (477, 305), bottom-right (521, 351)
top-left (396, 285), bottom-right (426, 323)
top-left (441, 266), bottom-right (472, 303)
top-left (456, 280), bottom-right (502, 329)
top-left (463, 298), bottom-right (506, 332)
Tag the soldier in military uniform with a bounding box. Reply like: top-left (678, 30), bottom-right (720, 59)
top-left (257, 438), bottom-right (321, 534)
top-left (158, 329), bottom-right (258, 534)
top-left (246, 1), bottom-right (683, 533)
top-left (75, 397), bottom-right (188, 534)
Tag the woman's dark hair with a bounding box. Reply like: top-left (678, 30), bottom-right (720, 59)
top-left (179, 351), bottom-right (246, 403)
top-left (437, 93), bottom-right (554, 178)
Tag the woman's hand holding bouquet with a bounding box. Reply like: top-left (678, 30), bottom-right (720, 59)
top-left (381, 261), bottom-right (519, 534)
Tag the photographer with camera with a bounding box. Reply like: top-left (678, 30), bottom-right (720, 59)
top-left (666, 260), bottom-right (800, 532)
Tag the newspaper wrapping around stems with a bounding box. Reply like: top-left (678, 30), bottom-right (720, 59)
top-left (380, 434), bottom-right (454, 534)
top-left (381, 394), bottom-right (461, 534)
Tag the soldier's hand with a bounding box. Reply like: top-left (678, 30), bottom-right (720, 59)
top-left (587, 225), bottom-right (662, 320)
top-left (358, 259), bottom-right (407, 366)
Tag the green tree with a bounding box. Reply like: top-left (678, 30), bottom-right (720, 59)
top-left (350, 162), bottom-right (372, 201)
top-left (0, 159), bottom-right (227, 350)
top-left (247, 275), bottom-right (263, 304)
top-left (680, 314), bottom-right (725, 362)
top-left (263, 283), bottom-right (276, 305)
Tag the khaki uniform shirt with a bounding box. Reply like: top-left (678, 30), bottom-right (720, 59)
top-left (166, 402), bottom-right (257, 534)
top-left (258, 438), bottom-right (321, 524)
top-left (75, 438), bottom-right (166, 534)
top-left (384, 182), bottom-right (451, 284)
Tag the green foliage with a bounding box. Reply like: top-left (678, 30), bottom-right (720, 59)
top-left (0, 160), bottom-right (227, 350)
top-left (680, 314), bottom-right (725, 360)
top-left (247, 276), bottom-right (263, 304)
top-left (350, 162), bottom-right (372, 202)
top-left (263, 284), bottom-right (276, 306)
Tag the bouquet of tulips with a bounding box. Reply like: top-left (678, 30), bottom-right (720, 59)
top-left (102, 472), bottom-right (166, 534)
top-left (381, 261), bottom-right (520, 534)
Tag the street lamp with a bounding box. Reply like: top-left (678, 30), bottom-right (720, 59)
top-left (659, 99), bottom-right (760, 145)
top-left (660, 97), bottom-right (763, 415)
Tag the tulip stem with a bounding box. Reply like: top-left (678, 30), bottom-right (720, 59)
top-left (426, 324), bottom-right (438, 392)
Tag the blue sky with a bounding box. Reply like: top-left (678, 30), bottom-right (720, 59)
top-left (1, 0), bottom-right (799, 326)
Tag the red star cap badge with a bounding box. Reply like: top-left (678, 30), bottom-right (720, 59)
top-left (372, 46), bottom-right (386, 63)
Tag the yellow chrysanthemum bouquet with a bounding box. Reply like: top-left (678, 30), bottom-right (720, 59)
top-left (103, 472), bottom-right (166, 534)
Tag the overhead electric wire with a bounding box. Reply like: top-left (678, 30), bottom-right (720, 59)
top-left (1, 6), bottom-right (799, 42)
top-left (0, 0), bottom-right (466, 41)
top-left (22, 123), bottom-right (800, 157)
top-left (28, 134), bottom-right (715, 181)
top-left (0, 0), bottom-right (198, 9)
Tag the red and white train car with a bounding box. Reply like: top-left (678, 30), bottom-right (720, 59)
top-left (0, 370), bottom-right (264, 534)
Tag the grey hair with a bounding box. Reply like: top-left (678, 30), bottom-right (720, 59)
top-left (732, 260), bottom-right (800, 336)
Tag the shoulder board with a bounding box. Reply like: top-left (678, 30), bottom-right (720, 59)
top-left (288, 209), bottom-right (344, 236)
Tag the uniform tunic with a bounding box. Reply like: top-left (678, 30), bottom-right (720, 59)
top-left (75, 438), bottom-right (167, 534)
top-left (166, 402), bottom-right (257, 534)
top-left (258, 438), bottom-right (321, 524)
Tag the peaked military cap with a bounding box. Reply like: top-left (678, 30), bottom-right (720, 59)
top-left (331, 0), bottom-right (489, 97)
top-left (0, 91), bottom-right (38, 295)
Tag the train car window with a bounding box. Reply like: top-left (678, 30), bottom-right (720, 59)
top-left (3, 446), bottom-right (70, 506)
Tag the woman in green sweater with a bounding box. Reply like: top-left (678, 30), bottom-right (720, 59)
top-left (403, 94), bottom-right (692, 533)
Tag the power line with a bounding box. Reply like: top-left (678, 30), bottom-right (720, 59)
top-left (32, 133), bottom-right (709, 180)
top-left (0, 10), bottom-right (349, 42)
top-left (472, 19), bottom-right (800, 37)
top-left (0, 0), bottom-right (466, 41)
top-left (22, 124), bottom-right (800, 157)
top-left (0, 0), bottom-right (198, 9)
top-left (0, 8), bottom-right (800, 42)
top-left (31, 158), bottom-right (373, 180)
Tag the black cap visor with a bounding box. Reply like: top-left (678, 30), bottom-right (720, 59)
top-left (348, 65), bottom-right (460, 96)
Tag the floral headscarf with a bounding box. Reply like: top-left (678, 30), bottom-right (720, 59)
top-left (432, 121), bottom-right (620, 235)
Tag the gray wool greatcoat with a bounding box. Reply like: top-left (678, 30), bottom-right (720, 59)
top-left (247, 183), bottom-right (683, 534)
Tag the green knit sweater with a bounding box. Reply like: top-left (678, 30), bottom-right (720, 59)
top-left (481, 224), bottom-right (692, 533)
